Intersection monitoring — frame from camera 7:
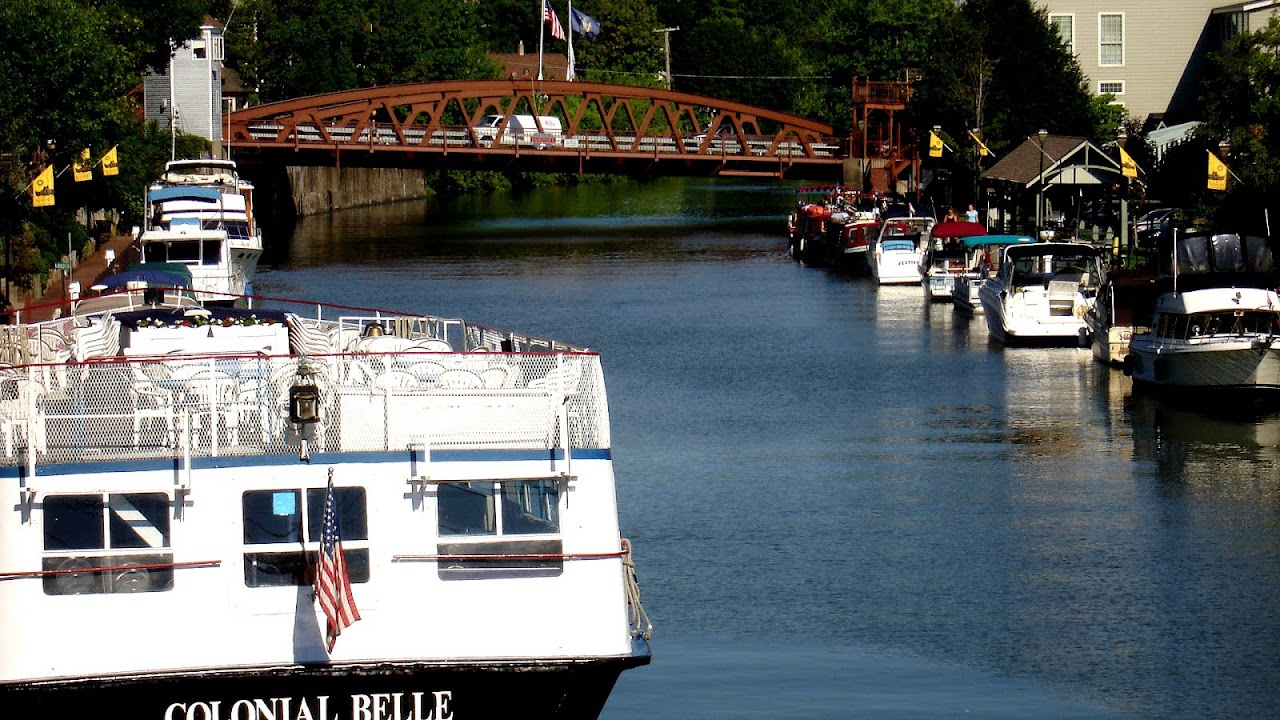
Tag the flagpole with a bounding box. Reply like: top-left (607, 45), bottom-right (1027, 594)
top-left (537, 0), bottom-right (545, 81)
top-left (567, 1), bottom-right (575, 81)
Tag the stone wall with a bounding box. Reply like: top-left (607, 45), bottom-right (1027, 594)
top-left (285, 167), bottom-right (430, 216)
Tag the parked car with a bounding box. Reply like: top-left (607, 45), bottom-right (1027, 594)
top-left (1135, 207), bottom-right (1179, 249)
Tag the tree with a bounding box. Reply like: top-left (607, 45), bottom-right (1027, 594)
top-left (1197, 15), bottom-right (1280, 230)
top-left (0, 0), bottom-right (205, 300)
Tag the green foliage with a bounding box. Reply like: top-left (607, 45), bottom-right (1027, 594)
top-left (0, 0), bottom-right (209, 299)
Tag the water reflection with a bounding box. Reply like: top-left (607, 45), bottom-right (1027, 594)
top-left (1129, 391), bottom-right (1280, 498)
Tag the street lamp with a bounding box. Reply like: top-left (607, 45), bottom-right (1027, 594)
top-left (1118, 127), bottom-right (1129, 255)
top-left (1036, 129), bottom-right (1048, 233)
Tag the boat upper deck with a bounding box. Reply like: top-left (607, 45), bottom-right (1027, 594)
top-left (0, 302), bottom-right (609, 470)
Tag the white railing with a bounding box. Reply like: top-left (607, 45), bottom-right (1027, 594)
top-left (0, 349), bottom-right (608, 467)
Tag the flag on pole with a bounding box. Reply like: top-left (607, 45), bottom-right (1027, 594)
top-left (544, 1), bottom-right (565, 41)
top-left (1207, 151), bottom-right (1227, 191)
top-left (101, 145), bottom-right (119, 176)
top-left (570, 8), bottom-right (601, 38)
top-left (928, 131), bottom-right (943, 158)
top-left (73, 148), bottom-right (93, 182)
top-left (968, 130), bottom-right (990, 157)
top-left (315, 476), bottom-right (360, 652)
top-left (31, 165), bottom-right (54, 207)
top-left (1119, 146), bottom-right (1137, 179)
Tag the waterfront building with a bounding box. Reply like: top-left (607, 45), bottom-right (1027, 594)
top-left (143, 16), bottom-right (227, 149)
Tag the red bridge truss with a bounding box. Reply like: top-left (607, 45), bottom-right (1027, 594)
top-left (226, 80), bottom-right (850, 181)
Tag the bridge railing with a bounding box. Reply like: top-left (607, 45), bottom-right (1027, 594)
top-left (242, 121), bottom-right (844, 160)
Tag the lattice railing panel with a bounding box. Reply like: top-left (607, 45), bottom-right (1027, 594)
top-left (0, 350), bottom-right (608, 468)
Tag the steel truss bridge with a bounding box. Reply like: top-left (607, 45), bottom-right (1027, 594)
top-left (226, 80), bottom-right (850, 181)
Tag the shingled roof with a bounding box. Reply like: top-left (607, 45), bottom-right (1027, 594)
top-left (983, 133), bottom-right (1135, 191)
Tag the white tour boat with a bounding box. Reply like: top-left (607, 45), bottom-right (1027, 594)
top-left (1125, 232), bottom-right (1280, 401)
top-left (869, 214), bottom-right (933, 285)
top-left (978, 241), bottom-right (1103, 343)
top-left (0, 287), bottom-right (651, 717)
top-left (138, 158), bottom-right (264, 305)
top-left (951, 235), bottom-right (1035, 315)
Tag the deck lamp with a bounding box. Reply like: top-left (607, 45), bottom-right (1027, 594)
top-left (289, 362), bottom-right (321, 462)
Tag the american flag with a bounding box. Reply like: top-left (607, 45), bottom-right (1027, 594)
top-left (544, 1), bottom-right (565, 41)
top-left (316, 475), bottom-right (360, 652)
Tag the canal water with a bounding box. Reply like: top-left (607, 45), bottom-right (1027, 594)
top-left (258, 178), bottom-right (1280, 719)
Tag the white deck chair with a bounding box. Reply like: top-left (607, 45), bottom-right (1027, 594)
top-left (435, 368), bottom-right (483, 389)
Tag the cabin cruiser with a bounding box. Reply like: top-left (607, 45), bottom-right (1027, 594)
top-left (869, 213), bottom-right (933, 285)
top-left (950, 235), bottom-right (1035, 314)
top-left (137, 159), bottom-right (264, 305)
top-left (0, 284), bottom-right (651, 717)
top-left (1125, 232), bottom-right (1280, 401)
top-left (978, 242), bottom-right (1103, 343)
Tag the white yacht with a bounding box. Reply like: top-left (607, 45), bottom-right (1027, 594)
top-left (978, 242), bottom-right (1103, 343)
top-left (138, 159), bottom-right (264, 305)
top-left (869, 214), bottom-right (933, 285)
top-left (1125, 232), bottom-right (1280, 400)
top-left (0, 290), bottom-right (651, 717)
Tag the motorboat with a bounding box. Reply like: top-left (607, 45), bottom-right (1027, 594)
top-left (823, 220), bottom-right (879, 273)
top-left (868, 212), bottom-right (933, 285)
top-left (137, 158), bottom-right (264, 305)
top-left (950, 235), bottom-right (1036, 314)
top-left (1125, 232), bottom-right (1280, 401)
top-left (0, 286), bottom-right (652, 717)
top-left (978, 241), bottom-right (1103, 343)
top-left (1082, 268), bottom-right (1161, 366)
top-left (919, 220), bottom-right (987, 301)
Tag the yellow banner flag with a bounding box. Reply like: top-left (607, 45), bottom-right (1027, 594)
top-left (969, 130), bottom-right (989, 157)
top-left (1207, 151), bottom-right (1227, 191)
top-left (101, 145), bottom-right (119, 176)
top-left (74, 148), bottom-right (93, 182)
top-left (1119, 147), bottom-right (1137, 178)
top-left (929, 131), bottom-right (943, 158)
top-left (31, 165), bottom-right (55, 207)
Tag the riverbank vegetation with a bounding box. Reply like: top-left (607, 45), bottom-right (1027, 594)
top-left (3, 0), bottom-right (1278, 299)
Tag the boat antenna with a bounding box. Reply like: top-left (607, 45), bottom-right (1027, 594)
top-left (1172, 227), bottom-right (1178, 295)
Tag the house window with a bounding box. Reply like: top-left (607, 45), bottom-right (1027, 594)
top-left (1050, 14), bottom-right (1074, 54)
top-left (1098, 81), bottom-right (1125, 95)
top-left (212, 36), bottom-right (225, 62)
top-left (437, 479), bottom-right (563, 578)
top-left (242, 487), bottom-right (369, 588)
top-left (1100, 13), bottom-right (1125, 66)
top-left (42, 493), bottom-right (174, 595)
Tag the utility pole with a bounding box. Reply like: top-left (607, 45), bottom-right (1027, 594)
top-left (652, 27), bottom-right (679, 90)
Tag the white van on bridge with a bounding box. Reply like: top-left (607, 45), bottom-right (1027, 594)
top-left (473, 114), bottom-right (563, 148)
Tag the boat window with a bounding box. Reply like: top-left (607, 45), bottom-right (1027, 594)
top-left (438, 479), bottom-right (560, 537)
top-left (201, 239), bottom-right (222, 265)
top-left (163, 240), bottom-right (201, 264)
top-left (41, 492), bottom-right (174, 595)
top-left (241, 487), bottom-right (369, 588)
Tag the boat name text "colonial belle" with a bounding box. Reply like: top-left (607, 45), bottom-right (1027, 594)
top-left (164, 692), bottom-right (454, 720)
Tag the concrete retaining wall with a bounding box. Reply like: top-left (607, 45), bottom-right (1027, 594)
top-left (285, 167), bottom-right (429, 216)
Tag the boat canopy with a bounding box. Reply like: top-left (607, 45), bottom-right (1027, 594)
top-left (930, 220), bottom-right (987, 238)
top-left (100, 263), bottom-right (194, 289)
top-left (965, 235), bottom-right (1034, 248)
top-left (1176, 233), bottom-right (1272, 275)
top-left (150, 186), bottom-right (223, 203)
